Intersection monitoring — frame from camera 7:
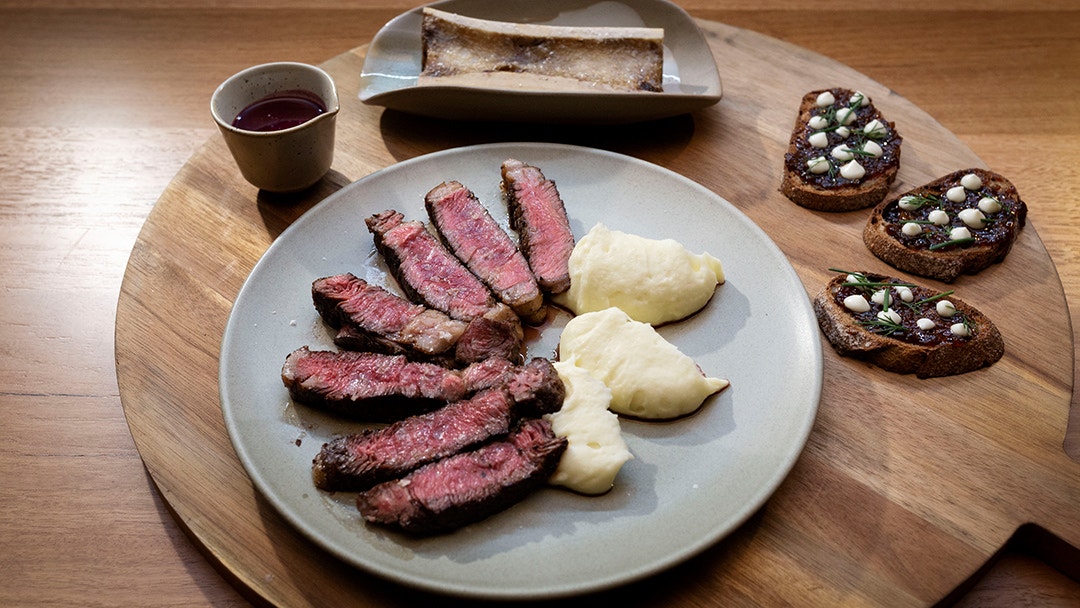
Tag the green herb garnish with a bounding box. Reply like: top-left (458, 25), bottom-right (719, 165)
top-left (897, 193), bottom-right (943, 211)
top-left (929, 237), bottom-right (976, 250)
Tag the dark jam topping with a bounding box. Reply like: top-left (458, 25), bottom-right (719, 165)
top-left (833, 272), bottom-right (973, 347)
top-left (783, 88), bottom-right (901, 188)
top-left (880, 175), bottom-right (1025, 252)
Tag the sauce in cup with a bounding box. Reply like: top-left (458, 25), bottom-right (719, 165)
top-left (211, 61), bottom-right (339, 192)
top-left (232, 89), bottom-right (327, 132)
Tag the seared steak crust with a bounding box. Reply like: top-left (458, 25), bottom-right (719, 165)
top-left (356, 418), bottom-right (567, 535)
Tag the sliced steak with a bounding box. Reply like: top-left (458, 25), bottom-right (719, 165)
top-left (312, 273), bottom-right (518, 364)
top-left (330, 323), bottom-right (449, 366)
top-left (282, 347), bottom-right (466, 421)
top-left (453, 306), bottom-right (525, 364)
top-left (501, 159), bottom-right (576, 294)
top-left (425, 181), bottom-right (545, 322)
top-left (460, 356), bottom-right (565, 417)
top-left (459, 356), bottom-right (516, 391)
top-left (366, 209), bottom-right (504, 323)
top-left (312, 388), bottom-right (515, 491)
top-left (504, 357), bottom-right (566, 417)
top-left (356, 418), bottom-right (567, 535)
top-left (312, 273), bottom-right (466, 359)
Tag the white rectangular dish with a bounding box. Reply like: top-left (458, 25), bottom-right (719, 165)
top-left (358, 0), bottom-right (722, 123)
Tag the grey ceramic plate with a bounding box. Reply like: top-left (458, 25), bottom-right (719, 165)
top-left (358, 0), bottom-right (722, 124)
top-left (220, 142), bottom-right (820, 600)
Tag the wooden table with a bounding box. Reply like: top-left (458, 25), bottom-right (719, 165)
top-left (3, 1), bottom-right (1079, 606)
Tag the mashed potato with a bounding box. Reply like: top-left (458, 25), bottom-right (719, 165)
top-left (553, 223), bottom-right (725, 325)
top-left (544, 362), bottom-right (632, 495)
top-left (558, 307), bottom-right (729, 419)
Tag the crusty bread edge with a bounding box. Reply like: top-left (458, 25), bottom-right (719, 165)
top-left (781, 166), bottom-right (897, 212)
top-left (863, 168), bottom-right (1027, 282)
top-left (813, 274), bottom-right (1005, 378)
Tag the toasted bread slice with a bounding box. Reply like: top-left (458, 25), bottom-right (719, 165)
top-left (780, 88), bottom-right (902, 211)
top-left (862, 168), bottom-right (1027, 282)
top-left (419, 8), bottom-right (664, 93)
top-left (813, 271), bottom-right (1004, 378)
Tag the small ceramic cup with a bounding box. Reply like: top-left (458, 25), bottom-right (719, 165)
top-left (211, 62), bottom-right (339, 193)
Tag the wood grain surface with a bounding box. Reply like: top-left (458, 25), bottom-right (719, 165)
top-left (115, 11), bottom-right (1080, 608)
top-left (4, 1), bottom-right (1079, 607)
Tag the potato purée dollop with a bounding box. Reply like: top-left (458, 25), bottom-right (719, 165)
top-left (553, 223), bottom-right (725, 325)
top-left (544, 362), bottom-right (633, 495)
top-left (559, 307), bottom-right (729, 419)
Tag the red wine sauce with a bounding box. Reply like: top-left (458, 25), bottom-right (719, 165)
top-left (232, 89), bottom-right (326, 132)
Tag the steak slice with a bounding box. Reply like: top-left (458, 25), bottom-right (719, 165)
top-left (453, 306), bottom-right (525, 363)
top-left (330, 323), bottom-right (449, 366)
top-left (312, 273), bottom-right (518, 364)
top-left (282, 347), bottom-right (466, 421)
top-left (356, 418), bottom-right (567, 535)
top-left (366, 209), bottom-right (505, 323)
top-left (460, 356), bottom-right (565, 417)
top-left (459, 356), bottom-right (516, 391)
top-left (312, 388), bottom-right (515, 491)
top-left (312, 273), bottom-right (466, 358)
top-left (425, 181), bottom-right (545, 323)
top-left (283, 344), bottom-right (560, 416)
top-left (504, 357), bottom-right (566, 417)
top-left (501, 159), bottom-right (576, 294)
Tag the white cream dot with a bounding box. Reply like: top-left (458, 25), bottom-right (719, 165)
top-left (863, 119), bottom-right (887, 138)
top-left (950, 226), bottom-right (972, 241)
top-left (937, 300), bottom-right (957, 317)
top-left (960, 173), bottom-right (983, 190)
top-left (946, 186), bottom-right (968, 203)
top-left (898, 195), bottom-right (919, 211)
top-left (839, 160), bottom-right (865, 180)
top-left (831, 145), bottom-right (854, 161)
top-left (844, 294), bottom-right (871, 313)
top-left (979, 197), bottom-right (1002, 214)
top-left (902, 222), bottom-right (923, 236)
top-left (807, 156), bottom-right (830, 174)
top-left (877, 309), bottom-right (902, 324)
top-left (958, 208), bottom-right (986, 228)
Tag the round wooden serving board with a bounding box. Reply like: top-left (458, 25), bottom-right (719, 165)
top-left (115, 19), bottom-right (1079, 607)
